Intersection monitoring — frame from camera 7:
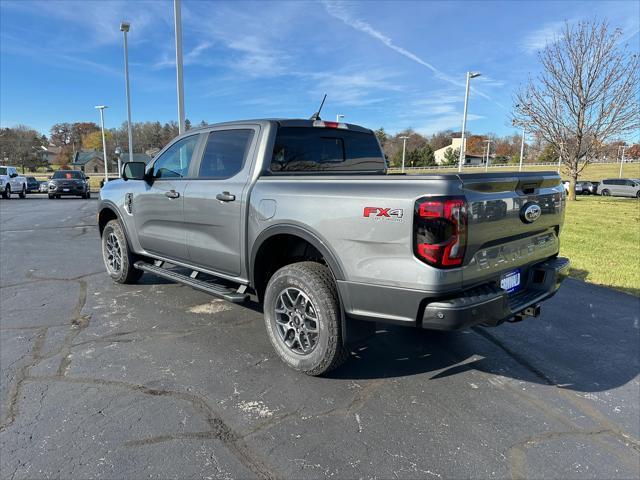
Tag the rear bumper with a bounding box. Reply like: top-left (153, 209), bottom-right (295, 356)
top-left (337, 257), bottom-right (570, 330)
top-left (421, 257), bottom-right (570, 330)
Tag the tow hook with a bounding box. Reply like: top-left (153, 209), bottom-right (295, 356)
top-left (510, 304), bottom-right (541, 323)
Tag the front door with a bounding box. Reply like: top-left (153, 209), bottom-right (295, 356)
top-left (184, 127), bottom-right (258, 277)
top-left (134, 134), bottom-right (201, 262)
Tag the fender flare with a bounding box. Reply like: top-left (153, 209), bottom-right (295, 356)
top-left (249, 224), bottom-right (346, 286)
top-left (98, 201), bottom-right (136, 250)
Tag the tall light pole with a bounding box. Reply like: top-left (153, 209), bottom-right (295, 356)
top-left (399, 135), bottom-right (409, 173)
top-left (618, 145), bottom-right (627, 178)
top-left (95, 105), bottom-right (109, 182)
top-left (336, 114), bottom-right (345, 123)
top-left (458, 71), bottom-right (481, 172)
top-left (120, 21), bottom-right (133, 176)
top-left (174, 0), bottom-right (186, 134)
top-left (483, 139), bottom-right (492, 172)
top-left (557, 142), bottom-right (564, 174)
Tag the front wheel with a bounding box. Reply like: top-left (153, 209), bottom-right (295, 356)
top-left (601, 189), bottom-right (610, 196)
top-left (19, 186), bottom-right (26, 198)
top-left (101, 219), bottom-right (143, 284)
top-left (263, 262), bottom-right (348, 376)
top-left (2, 185), bottom-right (10, 199)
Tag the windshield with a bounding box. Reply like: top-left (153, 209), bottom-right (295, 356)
top-left (53, 171), bottom-right (84, 180)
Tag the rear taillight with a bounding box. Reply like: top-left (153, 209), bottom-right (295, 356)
top-left (414, 197), bottom-right (467, 268)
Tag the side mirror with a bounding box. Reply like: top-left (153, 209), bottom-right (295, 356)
top-left (122, 162), bottom-right (146, 181)
top-left (85, 176), bottom-right (90, 180)
top-left (10, 172), bottom-right (18, 178)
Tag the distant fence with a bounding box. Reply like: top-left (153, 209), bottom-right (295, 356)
top-left (387, 160), bottom-right (639, 174)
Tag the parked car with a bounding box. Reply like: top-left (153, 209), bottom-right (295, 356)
top-left (47, 170), bottom-right (91, 199)
top-left (0, 166), bottom-right (27, 199)
top-left (574, 181), bottom-right (592, 195)
top-left (25, 176), bottom-right (40, 193)
top-left (585, 181), bottom-right (599, 195)
top-left (38, 181), bottom-right (49, 193)
top-left (597, 178), bottom-right (640, 198)
top-left (98, 119), bottom-right (569, 375)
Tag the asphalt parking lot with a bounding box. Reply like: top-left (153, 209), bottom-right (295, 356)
top-left (1, 196), bottom-right (639, 479)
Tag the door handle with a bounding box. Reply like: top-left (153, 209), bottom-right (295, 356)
top-left (216, 191), bottom-right (236, 202)
top-left (165, 189), bottom-right (180, 199)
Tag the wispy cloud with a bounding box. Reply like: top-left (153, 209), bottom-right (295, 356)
top-left (321, 0), bottom-right (494, 101)
top-left (521, 21), bottom-right (565, 54)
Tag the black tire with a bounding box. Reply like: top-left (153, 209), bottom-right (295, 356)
top-left (55, 194), bottom-right (61, 199)
top-left (636, 191), bottom-right (640, 199)
top-left (263, 261), bottom-right (348, 376)
top-left (19, 186), bottom-right (26, 199)
top-left (101, 219), bottom-right (143, 284)
top-left (48, 194), bottom-right (54, 199)
top-left (601, 189), bottom-right (610, 196)
top-left (86, 192), bottom-right (91, 199)
top-left (2, 185), bottom-right (10, 199)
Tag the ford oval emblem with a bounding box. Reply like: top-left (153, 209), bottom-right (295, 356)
top-left (521, 203), bottom-right (542, 223)
top-left (520, 203), bottom-right (542, 223)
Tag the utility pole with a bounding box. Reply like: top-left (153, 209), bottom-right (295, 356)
top-left (483, 139), bottom-right (492, 172)
top-left (399, 135), bottom-right (409, 173)
top-left (174, 0), bottom-right (186, 134)
top-left (95, 106), bottom-right (109, 182)
top-left (619, 145), bottom-right (627, 178)
top-left (458, 71), bottom-right (481, 172)
top-left (519, 127), bottom-right (525, 172)
top-left (120, 21), bottom-right (134, 175)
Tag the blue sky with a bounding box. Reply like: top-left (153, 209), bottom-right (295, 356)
top-left (1, 0), bottom-right (638, 137)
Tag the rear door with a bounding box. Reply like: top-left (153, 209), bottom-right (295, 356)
top-left (459, 173), bottom-right (565, 288)
top-left (134, 133), bottom-right (202, 261)
top-left (183, 126), bottom-right (258, 277)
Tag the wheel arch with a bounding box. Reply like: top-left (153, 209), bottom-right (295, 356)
top-left (250, 224), bottom-right (346, 303)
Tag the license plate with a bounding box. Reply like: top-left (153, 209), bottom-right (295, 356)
top-left (63, 188), bottom-right (69, 192)
top-left (500, 269), bottom-right (521, 293)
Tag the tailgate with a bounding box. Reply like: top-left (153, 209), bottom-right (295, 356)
top-left (459, 172), bottom-right (565, 287)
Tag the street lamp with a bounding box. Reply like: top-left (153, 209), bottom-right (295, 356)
top-left (173, 0), bottom-right (186, 134)
top-left (458, 71), bottom-right (481, 172)
top-left (483, 139), bottom-right (492, 172)
top-left (120, 21), bottom-right (134, 176)
top-left (399, 135), bottom-right (409, 173)
top-left (94, 106), bottom-right (109, 182)
top-left (336, 114), bottom-right (345, 123)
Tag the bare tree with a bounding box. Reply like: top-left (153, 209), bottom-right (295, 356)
top-left (514, 20), bottom-right (639, 200)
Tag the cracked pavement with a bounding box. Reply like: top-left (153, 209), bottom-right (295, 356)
top-left (1, 196), bottom-right (639, 479)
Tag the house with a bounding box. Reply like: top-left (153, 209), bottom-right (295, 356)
top-left (434, 136), bottom-right (487, 166)
top-left (72, 150), bottom-right (152, 174)
top-left (71, 150), bottom-right (117, 174)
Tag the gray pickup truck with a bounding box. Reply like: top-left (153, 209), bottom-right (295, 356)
top-left (98, 119), bottom-right (569, 375)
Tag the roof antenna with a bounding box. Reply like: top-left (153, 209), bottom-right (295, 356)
top-left (310, 94), bottom-right (327, 121)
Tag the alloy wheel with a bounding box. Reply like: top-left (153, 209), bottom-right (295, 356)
top-left (274, 287), bottom-right (320, 355)
top-left (105, 232), bottom-right (123, 273)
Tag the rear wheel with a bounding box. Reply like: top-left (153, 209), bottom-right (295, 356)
top-left (19, 186), bottom-right (26, 198)
top-left (636, 191), bottom-right (640, 199)
top-left (101, 219), bottom-right (143, 284)
top-left (2, 185), bottom-right (10, 199)
top-left (263, 261), bottom-right (348, 376)
top-left (601, 189), bottom-right (610, 196)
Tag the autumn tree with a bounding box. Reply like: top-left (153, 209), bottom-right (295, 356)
top-left (0, 125), bottom-right (45, 172)
top-left (514, 20), bottom-right (639, 200)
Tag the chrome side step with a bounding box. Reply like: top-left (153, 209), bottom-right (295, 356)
top-left (134, 261), bottom-right (249, 303)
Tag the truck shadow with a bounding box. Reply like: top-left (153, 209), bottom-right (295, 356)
top-left (328, 280), bottom-right (639, 393)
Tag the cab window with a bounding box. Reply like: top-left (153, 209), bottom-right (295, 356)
top-left (152, 135), bottom-right (199, 179)
top-left (198, 129), bottom-right (254, 178)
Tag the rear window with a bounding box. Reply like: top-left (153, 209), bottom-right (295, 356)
top-left (0, 167), bottom-right (6, 175)
top-left (270, 127), bottom-right (385, 174)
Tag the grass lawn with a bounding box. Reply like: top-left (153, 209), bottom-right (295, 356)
top-left (561, 195), bottom-right (640, 296)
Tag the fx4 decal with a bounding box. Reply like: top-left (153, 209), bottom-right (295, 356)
top-left (363, 207), bottom-right (404, 222)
